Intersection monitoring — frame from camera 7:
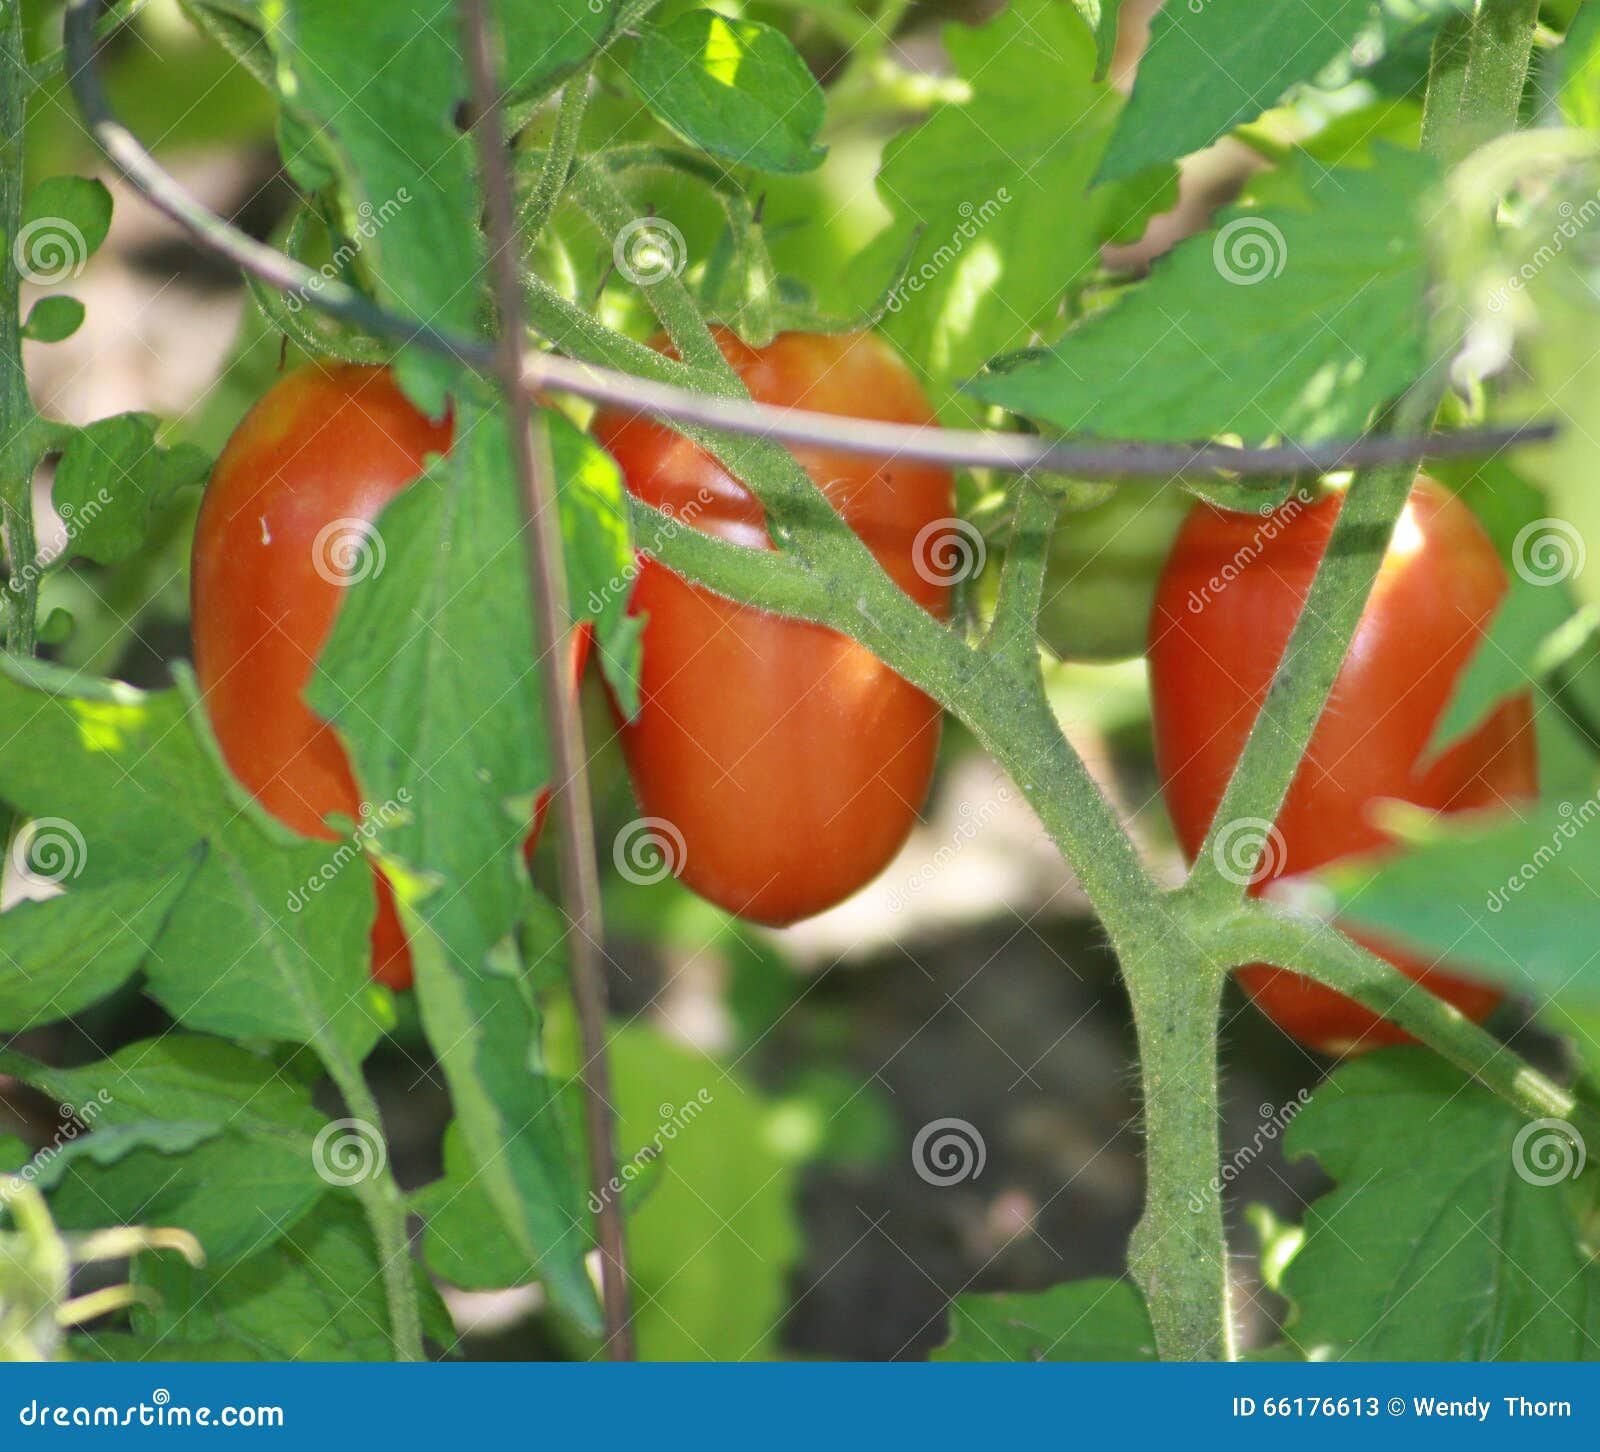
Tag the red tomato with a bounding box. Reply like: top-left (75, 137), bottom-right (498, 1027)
top-left (593, 330), bottom-right (954, 924)
top-left (1149, 476), bottom-right (1538, 1054)
top-left (192, 364), bottom-right (586, 989)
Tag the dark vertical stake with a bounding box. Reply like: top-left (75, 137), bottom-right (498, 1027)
top-left (457, 0), bottom-right (634, 1360)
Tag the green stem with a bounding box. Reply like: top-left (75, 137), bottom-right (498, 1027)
top-left (1123, 956), bottom-right (1231, 1362)
top-left (1188, 396), bottom-right (1438, 901)
top-left (323, 1057), bottom-right (423, 1362)
top-left (1190, 0), bottom-right (1540, 896)
top-left (518, 70), bottom-right (590, 248)
top-left (1421, 0), bottom-right (1540, 165)
top-left (2, 0), bottom-right (41, 657)
top-left (982, 481), bottom-right (1054, 667)
top-left (1225, 905), bottom-right (1598, 1139)
top-left (571, 159), bottom-right (730, 375)
top-left (1419, 11), bottom-right (1474, 161)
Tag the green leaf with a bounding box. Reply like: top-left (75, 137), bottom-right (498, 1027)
top-left (1561, 0), bottom-right (1600, 130)
top-left (0, 1037), bottom-right (334, 1265)
top-left (0, 664), bottom-right (380, 1063)
top-left (969, 148), bottom-right (1435, 444)
top-left (1071, 0), bottom-right (1124, 80)
top-left (550, 1015), bottom-right (801, 1360)
top-left (502, 0), bottom-right (617, 108)
top-left (623, 10), bottom-right (825, 174)
top-left (417, 1118), bottom-right (582, 1292)
top-left (8, 1121), bottom-right (222, 1193)
top-left (851, 0), bottom-right (1174, 387)
top-left (20, 296), bottom-right (84, 344)
top-left (35, 609), bottom-right (73, 647)
top-left (1313, 797), bottom-right (1600, 1020)
top-left (1097, 0), bottom-right (1469, 184)
top-left (126, 1197), bottom-right (437, 1361)
top-left (304, 402), bottom-right (633, 1337)
top-left (262, 0), bottom-right (479, 414)
top-left (406, 923), bottom-right (596, 1333)
top-left (933, 1279), bottom-right (1157, 1361)
top-left (52, 413), bottom-right (209, 566)
top-left (15, 177), bottom-right (112, 285)
top-left (1284, 1050), bottom-right (1600, 1359)
top-left (1428, 577), bottom-right (1596, 755)
top-left (0, 867), bottom-right (193, 1032)
top-left (309, 400), bottom-right (630, 973)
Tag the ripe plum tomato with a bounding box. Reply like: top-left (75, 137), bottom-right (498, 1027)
top-left (1148, 476), bottom-right (1538, 1053)
top-left (593, 329), bottom-right (955, 925)
top-left (192, 363), bottom-right (586, 989)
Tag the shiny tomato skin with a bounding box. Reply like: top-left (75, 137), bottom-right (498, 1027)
top-left (593, 330), bottom-right (954, 925)
top-left (192, 365), bottom-right (448, 989)
top-left (1149, 476), bottom-right (1538, 1054)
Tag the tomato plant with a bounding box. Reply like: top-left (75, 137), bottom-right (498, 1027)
top-left (192, 364), bottom-right (449, 988)
top-left (594, 329), bottom-right (953, 924)
top-left (3, 0), bottom-right (1599, 1380)
top-left (192, 364), bottom-right (586, 989)
top-left (1149, 479), bottom-right (1538, 1053)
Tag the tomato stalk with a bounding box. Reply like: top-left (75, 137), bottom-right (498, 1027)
top-left (1421, 0), bottom-right (1542, 166)
top-left (1217, 908), bottom-right (1600, 1144)
top-left (1183, 389), bottom-right (1447, 906)
top-left (518, 69), bottom-right (591, 249)
top-left (324, 1060), bottom-right (425, 1363)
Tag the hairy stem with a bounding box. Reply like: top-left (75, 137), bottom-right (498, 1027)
top-left (1123, 951), bottom-right (1231, 1362)
top-left (324, 1059), bottom-right (424, 1363)
top-left (1224, 905), bottom-right (1598, 1139)
top-left (1188, 397), bottom-right (1437, 900)
top-left (518, 71), bottom-right (590, 247)
top-left (982, 481), bottom-right (1055, 666)
top-left (1422, 1), bottom-right (1540, 165)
